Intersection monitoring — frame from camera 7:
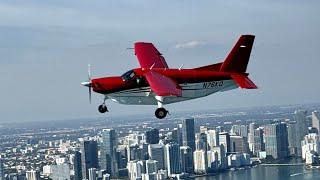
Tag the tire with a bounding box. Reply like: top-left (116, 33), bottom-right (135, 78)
top-left (98, 105), bottom-right (108, 113)
top-left (155, 108), bottom-right (167, 119)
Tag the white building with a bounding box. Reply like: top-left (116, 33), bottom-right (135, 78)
top-left (194, 150), bottom-right (207, 174)
top-left (301, 133), bottom-right (320, 160)
top-left (127, 160), bottom-right (143, 180)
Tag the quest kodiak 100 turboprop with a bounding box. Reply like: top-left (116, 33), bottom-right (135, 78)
top-left (81, 35), bottom-right (257, 119)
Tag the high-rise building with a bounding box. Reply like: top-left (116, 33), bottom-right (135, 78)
top-left (293, 110), bottom-right (308, 155)
top-left (248, 123), bottom-right (257, 152)
top-left (146, 129), bottom-right (160, 144)
top-left (231, 125), bottom-right (248, 138)
top-left (264, 123), bottom-right (289, 159)
top-left (100, 129), bottom-right (118, 177)
top-left (312, 111), bottom-right (320, 135)
top-left (219, 132), bottom-right (231, 153)
top-left (193, 150), bottom-right (208, 174)
top-left (180, 146), bottom-right (193, 173)
top-left (182, 118), bottom-right (196, 151)
top-left (0, 158), bottom-right (4, 180)
top-left (81, 140), bottom-right (98, 179)
top-left (252, 128), bottom-right (264, 156)
top-left (230, 136), bottom-right (250, 153)
top-left (196, 133), bottom-right (208, 151)
top-left (301, 133), bottom-right (320, 160)
top-left (73, 151), bottom-right (82, 180)
top-left (164, 143), bottom-right (181, 176)
top-left (148, 144), bottom-right (164, 170)
top-left (287, 121), bottom-right (299, 155)
top-left (207, 150), bottom-right (219, 171)
top-left (26, 170), bottom-right (40, 180)
top-left (211, 146), bottom-right (227, 169)
top-left (127, 160), bottom-right (143, 180)
top-left (206, 129), bottom-right (219, 150)
top-left (171, 127), bottom-right (182, 146)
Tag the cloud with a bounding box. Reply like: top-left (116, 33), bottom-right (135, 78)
top-left (174, 40), bottom-right (206, 49)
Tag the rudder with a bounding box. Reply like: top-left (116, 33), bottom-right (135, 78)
top-left (220, 35), bottom-right (255, 73)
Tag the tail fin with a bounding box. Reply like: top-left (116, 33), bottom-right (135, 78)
top-left (220, 35), bottom-right (255, 73)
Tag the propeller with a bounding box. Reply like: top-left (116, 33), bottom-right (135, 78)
top-left (81, 64), bottom-right (92, 103)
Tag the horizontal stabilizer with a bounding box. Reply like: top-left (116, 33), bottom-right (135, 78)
top-left (231, 74), bottom-right (257, 89)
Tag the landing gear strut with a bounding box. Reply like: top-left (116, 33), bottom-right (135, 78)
top-left (155, 107), bottom-right (168, 119)
top-left (98, 104), bottom-right (108, 113)
top-left (155, 96), bottom-right (168, 119)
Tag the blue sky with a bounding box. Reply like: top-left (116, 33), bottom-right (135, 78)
top-left (1, 0), bottom-right (319, 122)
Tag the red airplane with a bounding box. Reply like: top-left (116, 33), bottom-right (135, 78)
top-left (81, 35), bottom-right (257, 119)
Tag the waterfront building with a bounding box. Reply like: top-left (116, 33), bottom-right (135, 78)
top-left (312, 111), bottom-right (320, 135)
top-left (287, 121), bottom-right (299, 155)
top-left (230, 135), bottom-right (250, 153)
top-left (180, 146), bottom-right (194, 173)
top-left (219, 132), bottom-right (231, 153)
top-left (146, 129), bottom-right (160, 144)
top-left (81, 140), bottom-right (98, 179)
top-left (293, 110), bottom-right (308, 155)
top-left (211, 146), bottom-right (227, 169)
top-left (148, 144), bottom-right (164, 170)
top-left (264, 123), bottom-right (289, 159)
top-left (182, 118), bottom-right (196, 151)
top-left (301, 133), bottom-right (320, 160)
top-left (88, 168), bottom-right (96, 180)
top-left (206, 129), bottom-right (219, 150)
top-left (194, 150), bottom-right (208, 174)
top-left (164, 143), bottom-right (181, 176)
top-left (207, 150), bottom-right (219, 171)
top-left (100, 129), bottom-right (118, 177)
top-left (252, 128), bottom-right (264, 156)
top-left (248, 123), bottom-right (257, 152)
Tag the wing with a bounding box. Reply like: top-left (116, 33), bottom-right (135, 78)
top-left (134, 42), bottom-right (169, 69)
top-left (144, 71), bottom-right (182, 96)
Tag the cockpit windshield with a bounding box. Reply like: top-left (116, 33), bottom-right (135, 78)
top-left (121, 70), bottom-right (136, 81)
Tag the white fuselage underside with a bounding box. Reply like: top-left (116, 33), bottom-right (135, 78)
top-left (106, 80), bottom-right (238, 105)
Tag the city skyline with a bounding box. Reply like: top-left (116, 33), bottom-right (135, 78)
top-left (1, 0), bottom-right (320, 122)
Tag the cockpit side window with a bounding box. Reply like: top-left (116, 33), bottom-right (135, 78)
top-left (121, 70), bottom-right (136, 81)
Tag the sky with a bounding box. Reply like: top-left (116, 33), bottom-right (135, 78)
top-left (1, 0), bottom-right (320, 122)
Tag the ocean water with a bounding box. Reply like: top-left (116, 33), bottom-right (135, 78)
top-left (195, 165), bottom-right (320, 180)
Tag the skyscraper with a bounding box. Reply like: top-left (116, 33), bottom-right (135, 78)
top-left (193, 150), bottom-right (208, 174)
top-left (148, 144), bottom-right (164, 170)
top-left (248, 123), bottom-right (257, 152)
top-left (171, 127), bottom-right (182, 146)
top-left (0, 158), bottom-right (4, 180)
top-left (312, 111), bottom-right (320, 135)
top-left (287, 121), bottom-right (298, 155)
top-left (230, 135), bottom-right (250, 153)
top-left (73, 151), bottom-right (82, 180)
top-left (81, 140), bottom-right (98, 179)
top-left (182, 118), bottom-right (196, 151)
top-left (100, 129), bottom-right (118, 177)
top-left (219, 132), bottom-right (231, 153)
top-left (164, 143), bottom-right (181, 176)
top-left (265, 123), bottom-right (289, 159)
top-left (195, 133), bottom-right (208, 151)
top-left (293, 110), bottom-right (308, 155)
top-left (180, 146), bottom-right (194, 173)
top-left (206, 129), bottom-right (219, 150)
top-left (252, 128), bottom-right (264, 156)
top-left (146, 128), bottom-right (160, 144)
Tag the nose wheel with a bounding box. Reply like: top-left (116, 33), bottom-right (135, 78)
top-left (98, 104), bottom-right (108, 113)
top-left (155, 108), bottom-right (168, 119)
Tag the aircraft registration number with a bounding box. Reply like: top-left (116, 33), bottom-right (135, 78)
top-left (203, 81), bottom-right (223, 88)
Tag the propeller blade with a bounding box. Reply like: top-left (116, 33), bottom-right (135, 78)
top-left (89, 85), bottom-right (92, 104)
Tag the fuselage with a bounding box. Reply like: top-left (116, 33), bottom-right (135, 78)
top-left (90, 68), bottom-right (241, 105)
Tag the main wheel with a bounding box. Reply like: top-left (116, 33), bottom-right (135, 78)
top-left (155, 108), bottom-right (168, 119)
top-left (98, 104), bottom-right (108, 113)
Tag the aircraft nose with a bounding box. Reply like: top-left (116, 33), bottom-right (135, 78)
top-left (81, 81), bottom-right (91, 87)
